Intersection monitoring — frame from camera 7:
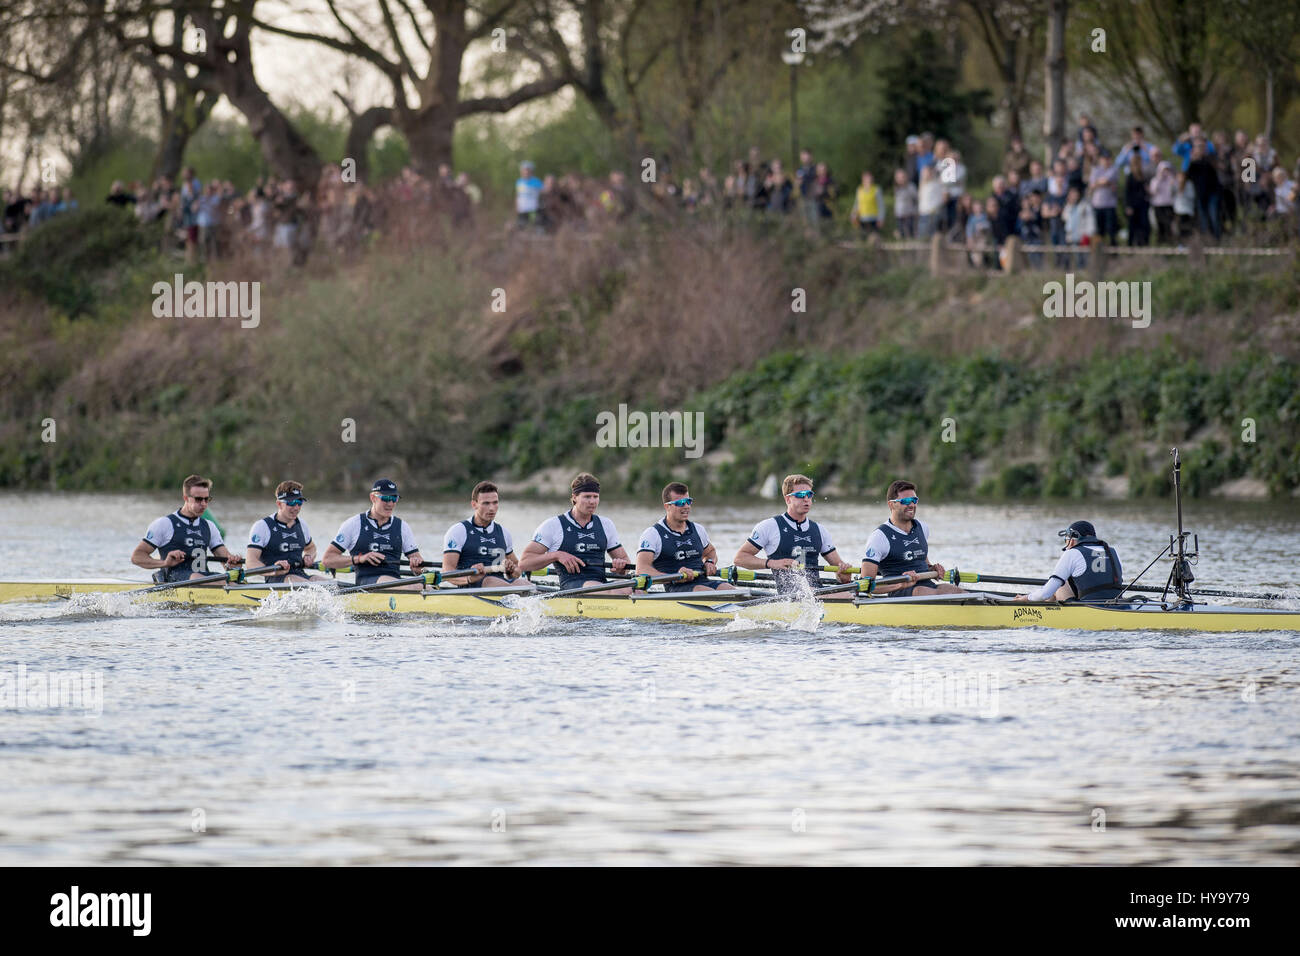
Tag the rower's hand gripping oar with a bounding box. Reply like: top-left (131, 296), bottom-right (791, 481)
top-left (334, 564), bottom-right (507, 595)
top-left (706, 571), bottom-right (940, 612)
top-left (539, 571), bottom-right (692, 600)
top-left (135, 564), bottom-right (281, 594)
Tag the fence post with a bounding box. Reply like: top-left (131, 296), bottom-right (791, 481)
top-left (1088, 233), bottom-right (1105, 280)
top-left (929, 232), bottom-right (945, 277)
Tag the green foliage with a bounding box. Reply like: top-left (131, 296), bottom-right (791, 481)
top-left (0, 206), bottom-right (160, 316)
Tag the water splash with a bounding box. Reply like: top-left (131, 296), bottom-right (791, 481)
top-left (728, 572), bottom-right (826, 632)
top-left (250, 585), bottom-right (346, 623)
top-left (61, 591), bottom-right (148, 618)
top-left (487, 593), bottom-right (552, 635)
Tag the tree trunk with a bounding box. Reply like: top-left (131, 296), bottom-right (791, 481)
top-left (343, 106), bottom-right (394, 184)
top-left (1264, 68), bottom-right (1274, 143)
top-left (152, 89), bottom-right (215, 182)
top-left (398, 106), bottom-right (456, 177)
top-left (1043, 0), bottom-right (1068, 164)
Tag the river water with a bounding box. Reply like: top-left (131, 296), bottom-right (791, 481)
top-left (2, 491), bottom-right (1298, 865)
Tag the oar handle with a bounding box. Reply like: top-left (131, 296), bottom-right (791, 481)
top-left (140, 564), bottom-right (280, 593)
top-left (541, 571), bottom-right (689, 600)
top-left (336, 564), bottom-right (506, 595)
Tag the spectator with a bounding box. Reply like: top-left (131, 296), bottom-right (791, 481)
top-left (796, 148), bottom-right (817, 226)
top-left (1185, 139), bottom-right (1222, 239)
top-left (764, 159), bottom-right (792, 214)
top-left (1043, 163), bottom-right (1069, 259)
top-left (1020, 159), bottom-right (1047, 200)
top-left (941, 147), bottom-right (966, 229)
top-left (992, 175), bottom-right (1019, 239)
top-left (893, 168), bottom-right (918, 238)
top-left (106, 180), bottom-right (137, 209)
top-left (947, 192), bottom-right (974, 242)
top-left (915, 132), bottom-right (937, 183)
top-left (246, 187), bottom-right (271, 246)
top-left (1017, 191), bottom-right (1044, 265)
top-left (1063, 185), bottom-right (1096, 266)
top-left (1173, 123), bottom-right (1214, 171)
top-left (455, 172), bottom-right (482, 205)
top-left (811, 162), bottom-right (836, 225)
top-left (917, 165), bottom-right (944, 238)
top-left (515, 160), bottom-right (544, 230)
top-left (852, 170), bottom-right (883, 237)
top-left (196, 181), bottom-right (223, 260)
top-left (1074, 113), bottom-right (1099, 153)
top-left (1003, 136), bottom-right (1032, 180)
top-left (1114, 127), bottom-right (1155, 174)
top-left (1148, 160), bottom-right (1177, 244)
top-left (904, 135), bottom-right (922, 186)
top-left (1087, 151), bottom-right (1119, 244)
top-left (1269, 166), bottom-right (1295, 219)
top-left (1172, 171), bottom-right (1197, 241)
top-left (746, 146), bottom-right (769, 210)
top-left (1124, 154), bottom-right (1151, 246)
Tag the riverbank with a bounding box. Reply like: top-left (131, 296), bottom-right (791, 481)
top-left (2, 210), bottom-right (1297, 497)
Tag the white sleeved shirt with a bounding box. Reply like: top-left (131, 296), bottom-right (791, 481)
top-left (861, 519), bottom-right (932, 568)
top-left (330, 514), bottom-right (419, 555)
top-left (1027, 548), bottom-right (1089, 601)
top-left (746, 515), bottom-right (835, 556)
top-left (248, 517), bottom-right (312, 551)
top-left (531, 514), bottom-right (621, 553)
top-left (637, 522), bottom-right (711, 558)
top-left (443, 520), bottom-right (514, 554)
top-left (143, 513), bottom-right (224, 552)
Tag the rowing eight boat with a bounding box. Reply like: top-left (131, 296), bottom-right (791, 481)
top-left (2, 580), bottom-right (1297, 631)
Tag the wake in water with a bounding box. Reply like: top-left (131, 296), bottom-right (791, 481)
top-left (249, 584), bottom-right (346, 623)
top-left (728, 572), bottom-right (825, 632)
top-left (487, 592), bottom-right (553, 635)
top-left (0, 590), bottom-right (157, 623)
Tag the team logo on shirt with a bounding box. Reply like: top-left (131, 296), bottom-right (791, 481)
top-left (792, 534), bottom-right (813, 544)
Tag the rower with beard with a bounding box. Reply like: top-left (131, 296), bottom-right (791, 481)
top-left (441, 481), bottom-right (524, 588)
top-left (732, 474), bottom-right (853, 596)
top-left (246, 480), bottom-right (321, 583)
top-left (320, 478), bottom-right (425, 587)
top-left (131, 474), bottom-right (244, 582)
top-left (1014, 520), bottom-right (1124, 603)
top-left (518, 473), bottom-right (632, 593)
top-left (860, 479), bottom-right (964, 596)
top-left (634, 482), bottom-right (738, 592)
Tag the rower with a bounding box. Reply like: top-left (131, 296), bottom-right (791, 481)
top-left (634, 483), bottom-right (737, 592)
top-left (246, 481), bottom-right (320, 582)
top-left (320, 478), bottom-right (425, 588)
top-left (518, 472), bottom-right (632, 593)
top-left (1014, 520), bottom-right (1124, 603)
top-left (441, 481), bottom-right (524, 588)
top-left (732, 474), bottom-right (853, 596)
top-left (131, 474), bottom-right (243, 583)
top-left (860, 480), bottom-right (964, 596)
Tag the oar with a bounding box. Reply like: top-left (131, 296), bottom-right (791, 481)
top-left (134, 564), bottom-right (280, 594)
top-left (703, 571), bottom-right (940, 613)
top-left (335, 565), bottom-right (506, 595)
top-left (951, 570), bottom-right (1285, 601)
top-left (539, 571), bottom-right (689, 600)
top-left (721, 564), bottom-right (862, 583)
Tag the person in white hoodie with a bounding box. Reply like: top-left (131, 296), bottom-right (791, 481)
top-left (1148, 160), bottom-right (1177, 243)
top-left (917, 165), bottom-right (945, 239)
top-left (1062, 185), bottom-right (1096, 267)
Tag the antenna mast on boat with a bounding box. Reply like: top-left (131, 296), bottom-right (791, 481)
top-left (1167, 447), bottom-right (1198, 603)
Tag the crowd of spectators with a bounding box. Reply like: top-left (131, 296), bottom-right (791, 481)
top-left (3, 112), bottom-right (1297, 268)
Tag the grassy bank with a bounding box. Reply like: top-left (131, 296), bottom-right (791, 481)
top-left (2, 209), bottom-right (1297, 497)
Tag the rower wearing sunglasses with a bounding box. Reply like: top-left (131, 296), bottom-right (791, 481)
top-left (245, 480), bottom-right (321, 582)
top-left (131, 474), bottom-right (244, 583)
top-left (860, 480), bottom-right (964, 596)
top-left (733, 474), bottom-right (854, 595)
top-left (1013, 520), bottom-right (1124, 603)
top-left (634, 483), bottom-right (738, 592)
top-left (321, 478), bottom-right (426, 587)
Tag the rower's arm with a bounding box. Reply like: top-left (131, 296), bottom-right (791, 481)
top-left (246, 546), bottom-right (264, 569)
top-left (320, 543), bottom-right (353, 570)
top-left (822, 549), bottom-right (853, 583)
top-left (733, 540), bottom-right (766, 571)
top-left (131, 540), bottom-right (170, 570)
top-left (212, 544), bottom-right (242, 566)
top-left (441, 551), bottom-right (461, 574)
top-left (634, 549), bottom-right (656, 576)
top-left (517, 540), bottom-right (552, 574)
top-left (860, 557), bottom-right (905, 594)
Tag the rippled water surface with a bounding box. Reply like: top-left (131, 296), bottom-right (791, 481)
top-left (2, 491), bottom-right (1298, 864)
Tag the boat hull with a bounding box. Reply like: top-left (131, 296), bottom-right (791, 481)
top-left (3, 580), bottom-right (1298, 631)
